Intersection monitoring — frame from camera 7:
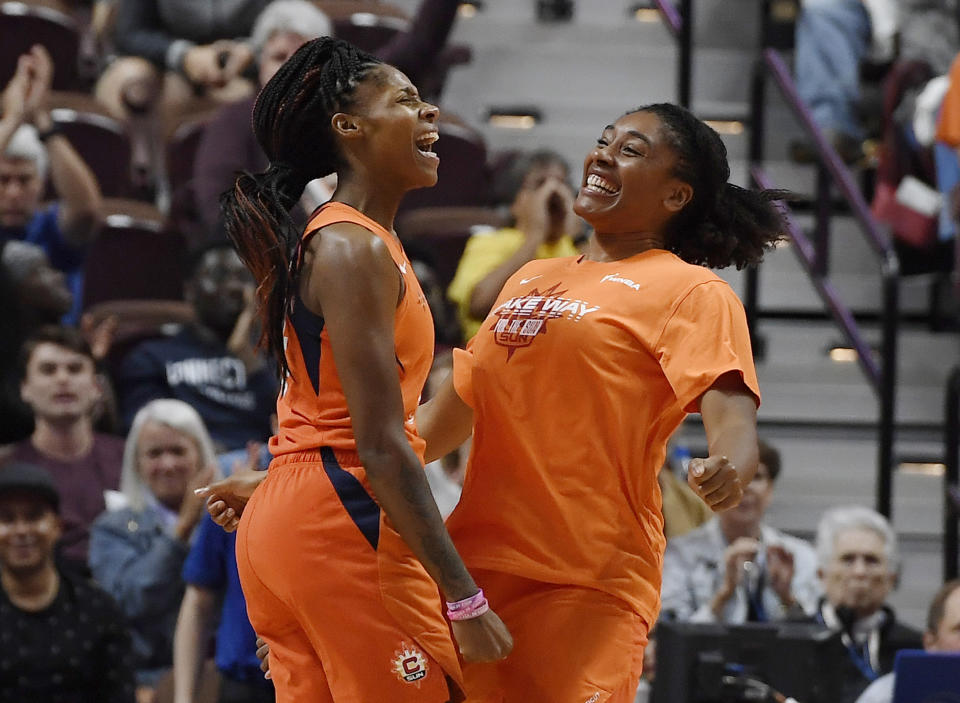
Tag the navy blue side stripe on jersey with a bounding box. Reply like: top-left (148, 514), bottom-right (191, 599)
top-left (320, 446), bottom-right (380, 550)
top-left (290, 296), bottom-right (324, 395)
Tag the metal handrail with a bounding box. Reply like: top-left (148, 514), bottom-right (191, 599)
top-left (759, 50), bottom-right (895, 258)
top-left (946, 367), bottom-right (960, 580)
top-left (652, 0), bottom-right (691, 108)
top-left (751, 167), bottom-right (882, 387)
top-left (652, 0), bottom-right (903, 518)
top-left (751, 47), bottom-right (902, 518)
top-left (652, 0), bottom-right (682, 35)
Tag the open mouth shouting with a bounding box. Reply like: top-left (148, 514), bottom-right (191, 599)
top-left (416, 131), bottom-right (439, 161)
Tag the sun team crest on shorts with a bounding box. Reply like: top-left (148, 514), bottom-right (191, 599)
top-left (392, 642), bottom-right (429, 685)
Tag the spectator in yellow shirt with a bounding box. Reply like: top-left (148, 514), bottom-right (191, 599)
top-left (447, 150), bottom-right (582, 339)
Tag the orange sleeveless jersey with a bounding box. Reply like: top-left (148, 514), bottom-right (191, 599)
top-left (269, 202), bottom-right (435, 461)
top-left (445, 249), bottom-right (761, 627)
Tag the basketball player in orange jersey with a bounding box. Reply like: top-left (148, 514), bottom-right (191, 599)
top-left (206, 103), bottom-right (787, 702)
top-left (413, 103), bottom-right (786, 702)
top-left (214, 37), bottom-right (512, 703)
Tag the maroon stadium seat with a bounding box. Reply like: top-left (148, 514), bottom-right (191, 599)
top-left (315, 0), bottom-right (410, 52)
top-left (165, 112), bottom-right (218, 243)
top-left (0, 2), bottom-right (81, 90)
top-left (396, 206), bottom-right (507, 291)
top-left (82, 198), bottom-right (185, 309)
top-left (399, 114), bottom-right (490, 213)
top-left (47, 92), bottom-right (133, 198)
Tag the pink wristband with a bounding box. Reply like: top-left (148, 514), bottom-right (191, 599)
top-left (446, 589), bottom-right (489, 621)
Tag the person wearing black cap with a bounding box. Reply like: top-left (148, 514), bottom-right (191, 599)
top-left (0, 461), bottom-right (136, 702)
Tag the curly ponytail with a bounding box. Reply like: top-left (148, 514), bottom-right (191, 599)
top-left (630, 103), bottom-right (788, 270)
top-left (219, 37), bottom-right (381, 378)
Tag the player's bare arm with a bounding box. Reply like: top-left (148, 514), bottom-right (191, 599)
top-left (304, 222), bottom-right (512, 661)
top-left (416, 371), bottom-right (474, 464)
top-left (689, 370), bottom-right (759, 512)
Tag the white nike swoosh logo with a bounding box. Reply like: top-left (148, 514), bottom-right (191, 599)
top-left (398, 261), bottom-right (407, 274)
top-left (519, 275), bottom-right (541, 285)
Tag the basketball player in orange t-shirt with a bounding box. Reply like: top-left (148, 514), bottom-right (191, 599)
top-left (412, 103), bottom-right (787, 702)
top-left (211, 38), bottom-right (511, 703)
top-left (207, 104), bottom-right (786, 702)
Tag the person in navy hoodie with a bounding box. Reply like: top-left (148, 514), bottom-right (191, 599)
top-left (117, 242), bottom-right (277, 452)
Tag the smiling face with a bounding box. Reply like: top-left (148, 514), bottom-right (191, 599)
top-left (136, 421), bottom-right (203, 511)
top-left (0, 493), bottom-right (61, 577)
top-left (573, 110), bottom-right (692, 237)
top-left (186, 247), bottom-right (253, 337)
top-left (334, 64), bottom-right (440, 191)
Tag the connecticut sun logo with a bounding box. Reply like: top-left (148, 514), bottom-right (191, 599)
top-left (490, 282), bottom-right (600, 359)
top-left (392, 642), bottom-right (428, 685)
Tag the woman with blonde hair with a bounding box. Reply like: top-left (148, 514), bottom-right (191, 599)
top-left (89, 399), bottom-right (219, 700)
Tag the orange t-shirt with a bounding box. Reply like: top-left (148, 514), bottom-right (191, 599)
top-left (269, 202), bottom-right (435, 461)
top-left (937, 54), bottom-right (960, 147)
top-left (445, 249), bottom-right (760, 626)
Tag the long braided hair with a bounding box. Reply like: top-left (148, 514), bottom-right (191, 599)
top-left (630, 103), bottom-right (787, 269)
top-left (220, 37), bottom-right (382, 378)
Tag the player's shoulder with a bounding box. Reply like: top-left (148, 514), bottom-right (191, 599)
top-left (652, 255), bottom-right (738, 308)
top-left (514, 254), bottom-right (580, 278)
top-left (305, 220), bottom-right (394, 272)
top-left (639, 250), bottom-right (726, 286)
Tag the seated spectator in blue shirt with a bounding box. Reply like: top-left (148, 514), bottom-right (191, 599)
top-left (118, 243), bottom-right (277, 452)
top-left (0, 461), bottom-right (135, 702)
top-left (89, 399), bottom-right (219, 700)
top-left (660, 440), bottom-right (821, 623)
top-left (0, 45), bottom-right (103, 324)
top-left (174, 443), bottom-right (273, 703)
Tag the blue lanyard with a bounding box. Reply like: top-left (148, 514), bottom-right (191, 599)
top-left (816, 612), bottom-right (878, 681)
top-left (747, 581), bottom-right (768, 622)
top-left (845, 641), bottom-right (879, 682)
top-left (745, 565), bottom-right (768, 622)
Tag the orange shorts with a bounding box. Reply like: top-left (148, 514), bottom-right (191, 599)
top-left (235, 448), bottom-right (464, 703)
top-left (463, 569), bottom-right (648, 703)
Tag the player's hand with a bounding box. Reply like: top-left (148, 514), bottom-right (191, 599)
top-left (451, 609), bottom-right (513, 663)
top-left (195, 467), bottom-right (266, 532)
top-left (687, 455), bottom-right (744, 512)
top-left (255, 636), bottom-right (271, 679)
